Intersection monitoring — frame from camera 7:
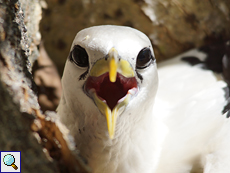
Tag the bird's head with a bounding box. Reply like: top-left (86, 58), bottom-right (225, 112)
top-left (60, 25), bottom-right (158, 139)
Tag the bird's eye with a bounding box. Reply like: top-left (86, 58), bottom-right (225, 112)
top-left (136, 47), bottom-right (154, 69)
top-left (70, 45), bottom-right (89, 67)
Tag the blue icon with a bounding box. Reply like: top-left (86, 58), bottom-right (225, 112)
top-left (3, 154), bottom-right (18, 170)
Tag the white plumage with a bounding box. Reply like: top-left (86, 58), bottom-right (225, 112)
top-left (57, 25), bottom-right (230, 173)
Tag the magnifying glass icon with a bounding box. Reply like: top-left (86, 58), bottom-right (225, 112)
top-left (3, 154), bottom-right (18, 170)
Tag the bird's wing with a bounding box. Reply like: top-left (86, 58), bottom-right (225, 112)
top-left (154, 48), bottom-right (227, 119)
top-left (153, 48), bottom-right (230, 173)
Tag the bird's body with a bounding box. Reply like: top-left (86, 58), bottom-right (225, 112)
top-left (154, 50), bottom-right (230, 173)
top-left (57, 25), bottom-right (230, 173)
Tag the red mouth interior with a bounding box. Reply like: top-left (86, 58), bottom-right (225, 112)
top-left (85, 72), bottom-right (137, 110)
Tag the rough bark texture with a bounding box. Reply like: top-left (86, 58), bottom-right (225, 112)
top-left (40, 0), bottom-right (230, 74)
top-left (0, 0), bottom-right (90, 172)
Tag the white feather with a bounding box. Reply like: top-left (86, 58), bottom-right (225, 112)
top-left (57, 25), bottom-right (229, 173)
top-left (154, 49), bottom-right (230, 173)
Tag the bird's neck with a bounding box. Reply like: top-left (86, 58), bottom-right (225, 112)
top-left (58, 93), bottom-right (164, 173)
top-left (73, 107), bottom-right (163, 173)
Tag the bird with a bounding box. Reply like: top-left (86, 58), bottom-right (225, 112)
top-left (57, 25), bottom-right (230, 173)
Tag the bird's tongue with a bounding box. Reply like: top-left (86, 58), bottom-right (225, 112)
top-left (85, 72), bottom-right (137, 110)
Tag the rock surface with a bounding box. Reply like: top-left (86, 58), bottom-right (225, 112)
top-left (0, 0), bottom-right (90, 172)
top-left (40, 0), bottom-right (230, 74)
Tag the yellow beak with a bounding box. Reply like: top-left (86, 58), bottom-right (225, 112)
top-left (89, 48), bottom-right (135, 139)
top-left (109, 48), bottom-right (118, 82)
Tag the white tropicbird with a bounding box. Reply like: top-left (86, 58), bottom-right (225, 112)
top-left (57, 25), bottom-right (230, 173)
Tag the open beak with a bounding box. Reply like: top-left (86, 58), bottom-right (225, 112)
top-left (84, 48), bottom-right (138, 139)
